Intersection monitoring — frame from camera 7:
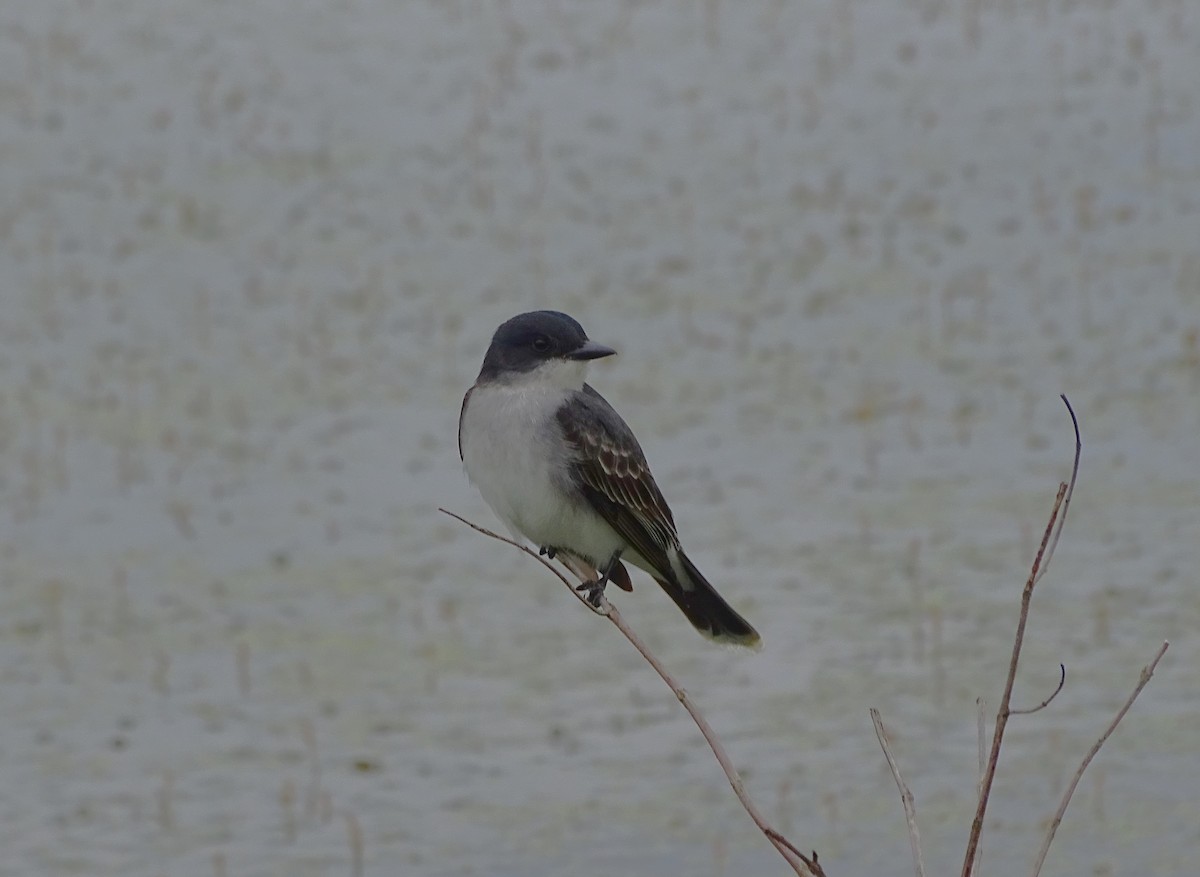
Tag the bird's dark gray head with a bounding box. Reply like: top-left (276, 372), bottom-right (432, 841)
top-left (478, 310), bottom-right (616, 383)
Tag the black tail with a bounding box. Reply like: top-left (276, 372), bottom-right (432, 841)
top-left (654, 551), bottom-right (761, 649)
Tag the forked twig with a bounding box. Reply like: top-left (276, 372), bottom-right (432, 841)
top-left (960, 396), bottom-right (1081, 877)
top-left (1028, 641), bottom-right (1169, 877)
top-left (871, 709), bottom-right (926, 877)
top-left (439, 507), bottom-right (825, 877)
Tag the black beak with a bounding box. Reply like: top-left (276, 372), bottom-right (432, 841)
top-left (567, 340), bottom-right (617, 361)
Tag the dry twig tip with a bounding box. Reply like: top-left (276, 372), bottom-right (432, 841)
top-left (871, 708), bottom-right (927, 877)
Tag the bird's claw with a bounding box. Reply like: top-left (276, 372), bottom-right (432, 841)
top-left (539, 546), bottom-right (557, 559)
top-left (575, 549), bottom-right (622, 609)
top-left (575, 578), bottom-right (606, 609)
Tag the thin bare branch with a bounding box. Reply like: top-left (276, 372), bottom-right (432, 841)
top-left (961, 481), bottom-right (1064, 877)
top-left (608, 600), bottom-right (823, 877)
top-left (1029, 641), bottom-right (1169, 877)
top-left (976, 697), bottom-right (986, 877)
top-left (871, 709), bottom-right (927, 877)
top-left (441, 507), bottom-right (824, 877)
top-left (1012, 664), bottom-right (1066, 716)
top-left (962, 396), bottom-right (1081, 877)
top-left (976, 698), bottom-right (987, 796)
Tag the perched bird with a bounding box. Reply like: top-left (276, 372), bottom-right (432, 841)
top-left (458, 310), bottom-right (760, 648)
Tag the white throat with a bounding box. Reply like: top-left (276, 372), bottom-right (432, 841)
top-left (499, 357), bottom-right (589, 392)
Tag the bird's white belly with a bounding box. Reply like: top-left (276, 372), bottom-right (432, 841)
top-left (460, 384), bottom-right (625, 565)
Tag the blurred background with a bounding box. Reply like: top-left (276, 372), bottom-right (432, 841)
top-left (1, 1), bottom-right (1197, 875)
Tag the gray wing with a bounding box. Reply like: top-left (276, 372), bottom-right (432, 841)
top-left (555, 384), bottom-right (680, 577)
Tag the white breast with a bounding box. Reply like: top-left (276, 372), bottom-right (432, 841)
top-left (459, 377), bottom-right (625, 566)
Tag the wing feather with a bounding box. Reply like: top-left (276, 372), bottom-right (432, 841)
top-left (556, 385), bottom-right (680, 577)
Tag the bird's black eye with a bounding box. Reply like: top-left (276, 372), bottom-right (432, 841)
top-left (531, 336), bottom-right (551, 353)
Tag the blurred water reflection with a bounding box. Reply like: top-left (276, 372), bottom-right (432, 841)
top-left (1, 1), bottom-right (1197, 875)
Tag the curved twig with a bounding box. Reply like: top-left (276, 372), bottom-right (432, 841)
top-left (1034, 396), bottom-right (1080, 586)
top-left (1011, 664), bottom-right (1066, 716)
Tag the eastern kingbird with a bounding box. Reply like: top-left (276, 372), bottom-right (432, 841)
top-left (458, 310), bottom-right (760, 648)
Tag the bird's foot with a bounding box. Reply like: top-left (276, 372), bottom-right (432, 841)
top-left (538, 545), bottom-right (557, 559)
top-left (575, 578), bottom-right (606, 609)
top-left (575, 549), bottom-right (622, 609)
